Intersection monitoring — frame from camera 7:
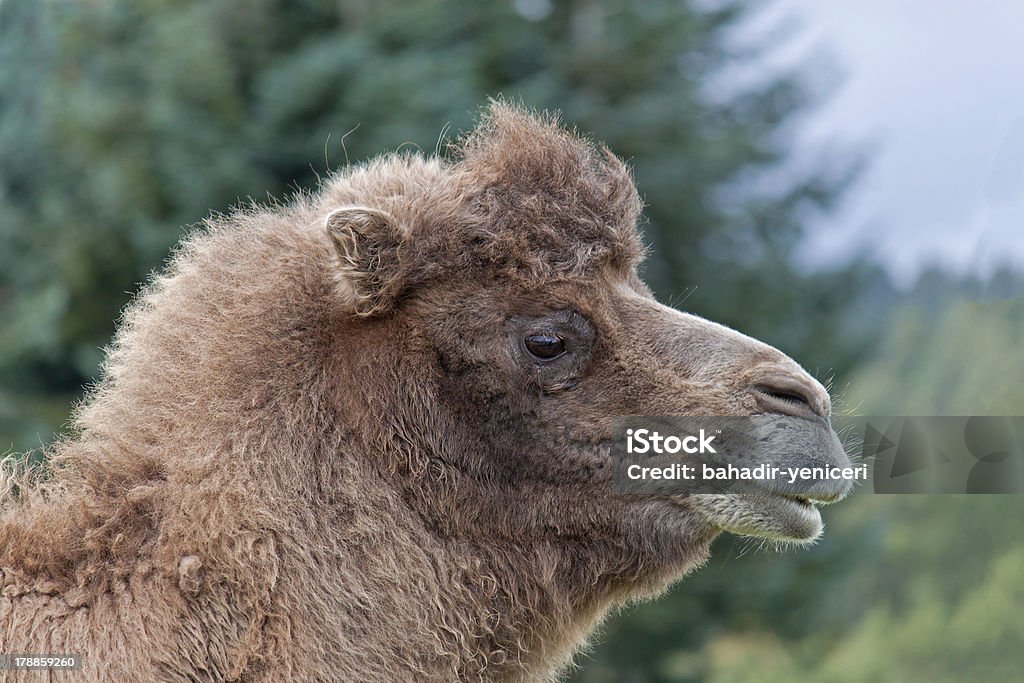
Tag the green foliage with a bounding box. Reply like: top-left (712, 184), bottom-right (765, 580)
top-left (847, 272), bottom-right (1024, 415)
top-left (0, 0), bottom-right (864, 451)
top-left (683, 496), bottom-right (1024, 683)
top-left (687, 545), bottom-right (1024, 683)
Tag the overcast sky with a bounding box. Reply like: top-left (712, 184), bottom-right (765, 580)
top-left (737, 0), bottom-right (1024, 285)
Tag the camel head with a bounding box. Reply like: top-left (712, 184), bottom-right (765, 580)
top-left (321, 101), bottom-right (852, 594)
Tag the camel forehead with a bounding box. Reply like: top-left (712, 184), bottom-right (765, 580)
top-left (324, 102), bottom-right (646, 283)
top-left (448, 102), bottom-right (646, 279)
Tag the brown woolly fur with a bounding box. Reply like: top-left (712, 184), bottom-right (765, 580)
top-left (1, 100), bottom-right (846, 681)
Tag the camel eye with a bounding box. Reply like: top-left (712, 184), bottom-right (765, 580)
top-left (524, 333), bottom-right (565, 360)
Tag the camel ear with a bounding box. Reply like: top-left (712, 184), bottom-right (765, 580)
top-left (325, 206), bottom-right (405, 316)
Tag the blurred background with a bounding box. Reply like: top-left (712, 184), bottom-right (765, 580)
top-left (1, 0), bottom-right (1022, 679)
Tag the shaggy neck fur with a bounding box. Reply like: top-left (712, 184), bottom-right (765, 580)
top-left (0, 219), bottom-right (701, 680)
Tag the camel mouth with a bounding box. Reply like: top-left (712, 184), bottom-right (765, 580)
top-left (689, 492), bottom-right (828, 543)
top-left (619, 414), bottom-right (854, 544)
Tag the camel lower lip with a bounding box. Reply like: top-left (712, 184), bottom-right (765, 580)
top-left (744, 494), bottom-right (823, 541)
top-left (691, 493), bottom-right (824, 543)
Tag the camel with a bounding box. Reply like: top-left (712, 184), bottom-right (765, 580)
top-left (0, 101), bottom-right (852, 681)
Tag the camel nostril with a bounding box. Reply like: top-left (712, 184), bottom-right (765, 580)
top-left (753, 383), bottom-right (823, 418)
